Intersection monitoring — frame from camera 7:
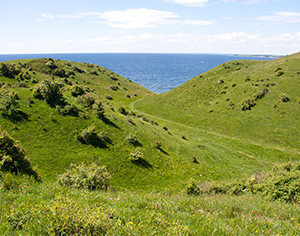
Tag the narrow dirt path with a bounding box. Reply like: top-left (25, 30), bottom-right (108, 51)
top-left (130, 98), bottom-right (300, 156)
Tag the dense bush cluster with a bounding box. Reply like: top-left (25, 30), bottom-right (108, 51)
top-left (0, 63), bottom-right (20, 78)
top-left (187, 162), bottom-right (300, 202)
top-left (57, 163), bottom-right (110, 191)
top-left (33, 80), bottom-right (64, 106)
top-left (0, 129), bottom-right (39, 180)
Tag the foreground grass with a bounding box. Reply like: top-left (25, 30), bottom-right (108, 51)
top-left (0, 177), bottom-right (299, 235)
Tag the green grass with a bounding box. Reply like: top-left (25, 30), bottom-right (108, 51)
top-left (0, 176), bottom-right (299, 235)
top-left (0, 54), bottom-right (299, 235)
top-left (135, 53), bottom-right (300, 150)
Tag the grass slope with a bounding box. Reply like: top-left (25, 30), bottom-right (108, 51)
top-left (135, 52), bottom-right (300, 152)
top-left (0, 56), bottom-right (299, 235)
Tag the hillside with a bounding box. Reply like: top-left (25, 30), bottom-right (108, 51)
top-left (0, 56), bottom-right (299, 235)
top-left (135, 52), bottom-right (300, 152)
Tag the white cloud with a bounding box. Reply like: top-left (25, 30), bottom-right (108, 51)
top-left (2, 32), bottom-right (299, 54)
top-left (41, 13), bottom-right (54, 19)
top-left (41, 9), bottom-right (215, 29)
top-left (177, 20), bottom-right (215, 25)
top-left (164, 0), bottom-right (210, 7)
top-left (245, 0), bottom-right (271, 4)
top-left (257, 12), bottom-right (300, 23)
top-left (98, 8), bottom-right (178, 29)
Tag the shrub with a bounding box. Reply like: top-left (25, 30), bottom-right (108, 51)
top-left (105, 95), bottom-right (113, 100)
top-left (280, 94), bottom-right (289, 102)
top-left (254, 87), bottom-right (268, 100)
top-left (72, 66), bottom-right (85, 74)
top-left (0, 63), bottom-right (19, 78)
top-left (90, 70), bottom-right (98, 76)
top-left (241, 98), bottom-right (256, 110)
top-left (93, 100), bottom-right (105, 119)
top-left (76, 126), bottom-right (107, 147)
top-left (77, 94), bottom-right (95, 108)
top-left (0, 91), bottom-right (20, 116)
top-left (154, 141), bottom-right (162, 149)
top-left (187, 179), bottom-right (202, 196)
top-left (32, 80), bottom-right (64, 106)
top-left (118, 106), bottom-right (128, 115)
top-left (53, 68), bottom-right (67, 77)
top-left (57, 163), bottom-right (111, 191)
top-left (129, 150), bottom-right (144, 162)
top-left (0, 129), bottom-right (39, 179)
top-left (126, 133), bottom-right (138, 145)
top-left (109, 85), bottom-right (119, 91)
top-left (56, 104), bottom-right (79, 116)
top-left (188, 162), bottom-right (300, 202)
top-left (45, 61), bottom-right (57, 69)
top-left (276, 70), bottom-right (284, 76)
top-left (70, 84), bottom-right (85, 97)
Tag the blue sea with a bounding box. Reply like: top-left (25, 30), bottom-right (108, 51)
top-left (0, 53), bottom-right (276, 93)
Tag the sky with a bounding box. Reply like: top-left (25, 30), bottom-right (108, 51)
top-left (0, 0), bottom-right (299, 55)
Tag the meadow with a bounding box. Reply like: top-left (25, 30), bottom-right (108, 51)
top-left (0, 54), bottom-right (299, 235)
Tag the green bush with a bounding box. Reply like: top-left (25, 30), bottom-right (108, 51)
top-left (32, 80), bottom-right (64, 106)
top-left (57, 163), bottom-right (111, 191)
top-left (0, 63), bottom-right (19, 78)
top-left (53, 68), bottom-right (67, 77)
top-left (93, 100), bottom-right (105, 119)
top-left (77, 94), bottom-right (95, 108)
top-left (129, 150), bottom-right (144, 162)
top-left (56, 104), bottom-right (79, 116)
top-left (280, 94), bottom-right (289, 102)
top-left (0, 129), bottom-right (39, 180)
top-left (45, 61), bottom-right (57, 69)
top-left (254, 87), bottom-right (268, 100)
top-left (187, 179), bottom-right (202, 196)
top-left (241, 98), bottom-right (256, 110)
top-left (126, 133), bottom-right (138, 145)
top-left (109, 85), bottom-right (119, 91)
top-left (76, 126), bottom-right (107, 147)
top-left (188, 162), bottom-right (300, 202)
top-left (70, 85), bottom-right (85, 97)
top-left (118, 106), bottom-right (128, 115)
top-left (0, 91), bottom-right (20, 116)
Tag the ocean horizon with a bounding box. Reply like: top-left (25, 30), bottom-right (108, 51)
top-left (0, 53), bottom-right (276, 93)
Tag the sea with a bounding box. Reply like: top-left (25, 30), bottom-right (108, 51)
top-left (0, 53), bottom-right (277, 93)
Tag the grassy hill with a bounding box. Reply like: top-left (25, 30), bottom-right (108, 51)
top-left (135, 52), bottom-right (300, 152)
top-left (0, 55), bottom-right (299, 235)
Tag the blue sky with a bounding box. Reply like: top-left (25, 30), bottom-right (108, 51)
top-left (1, 0), bottom-right (299, 55)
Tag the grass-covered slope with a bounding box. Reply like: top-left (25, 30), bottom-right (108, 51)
top-left (135, 53), bottom-right (300, 151)
top-left (0, 57), bottom-right (260, 190)
top-left (0, 56), bottom-right (299, 235)
top-left (1, 55), bottom-right (299, 191)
